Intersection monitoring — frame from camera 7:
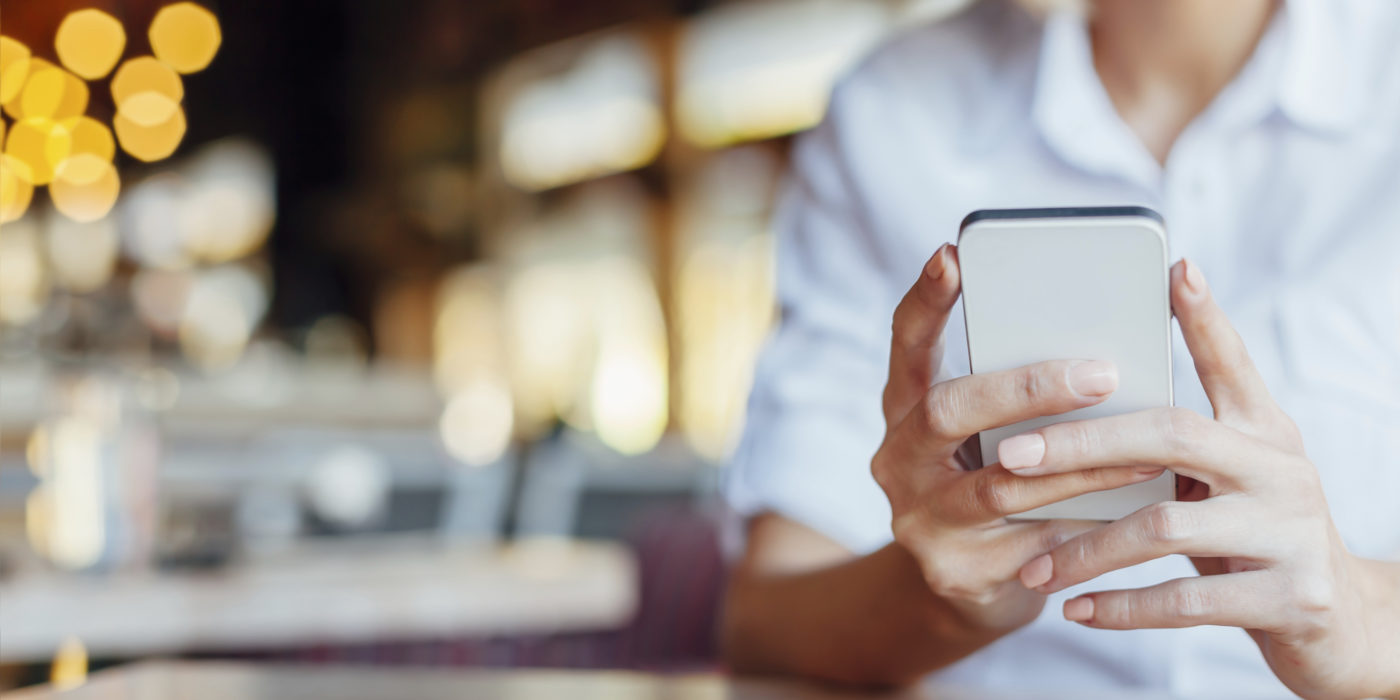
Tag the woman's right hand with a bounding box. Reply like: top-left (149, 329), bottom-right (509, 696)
top-left (872, 244), bottom-right (1166, 633)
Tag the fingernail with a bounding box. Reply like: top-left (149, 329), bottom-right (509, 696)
top-left (926, 244), bottom-right (949, 281)
top-left (1183, 258), bottom-right (1206, 297)
top-left (1020, 554), bottom-right (1053, 589)
top-left (1064, 597), bottom-right (1094, 622)
top-left (998, 434), bottom-right (1046, 472)
top-left (1134, 466), bottom-right (1164, 477)
top-left (1068, 360), bottom-right (1118, 397)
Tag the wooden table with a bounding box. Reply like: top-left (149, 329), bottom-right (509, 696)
top-left (0, 537), bottom-right (635, 663)
top-left (4, 661), bottom-right (1179, 699)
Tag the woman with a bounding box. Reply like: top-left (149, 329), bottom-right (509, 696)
top-left (721, 0), bottom-right (1400, 697)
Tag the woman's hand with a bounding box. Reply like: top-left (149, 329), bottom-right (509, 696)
top-left (872, 244), bottom-right (1167, 634)
top-left (1006, 259), bottom-right (1400, 699)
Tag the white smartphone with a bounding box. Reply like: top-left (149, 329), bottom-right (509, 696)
top-left (958, 207), bottom-right (1175, 521)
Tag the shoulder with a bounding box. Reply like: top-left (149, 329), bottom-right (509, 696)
top-left (811, 0), bottom-right (1044, 167)
top-left (827, 0), bottom-right (1042, 126)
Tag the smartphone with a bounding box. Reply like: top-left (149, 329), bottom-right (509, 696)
top-left (958, 206), bottom-right (1175, 521)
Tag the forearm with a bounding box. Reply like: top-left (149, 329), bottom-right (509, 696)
top-left (1359, 557), bottom-right (1400, 699)
top-left (721, 542), bottom-right (1004, 686)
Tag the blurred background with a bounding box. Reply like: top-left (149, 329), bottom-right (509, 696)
top-left (0, 0), bottom-right (966, 690)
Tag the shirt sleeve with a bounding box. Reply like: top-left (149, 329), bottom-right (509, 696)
top-left (723, 82), bottom-right (900, 556)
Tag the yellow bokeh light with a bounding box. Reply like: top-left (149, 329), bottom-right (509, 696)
top-left (111, 56), bottom-right (183, 107)
top-left (0, 37), bottom-right (31, 104)
top-left (56, 9), bottom-right (127, 80)
top-left (19, 67), bottom-right (88, 121)
top-left (0, 154), bottom-right (34, 223)
top-left (25, 485), bottom-right (51, 559)
top-left (51, 154), bottom-right (121, 223)
top-left (3, 57), bottom-right (54, 119)
top-left (51, 636), bottom-right (89, 690)
top-left (55, 116), bottom-right (114, 162)
top-left (119, 91), bottom-right (179, 127)
top-left (114, 105), bottom-right (186, 162)
top-left (149, 3), bottom-right (222, 74)
top-left (6, 117), bottom-right (72, 185)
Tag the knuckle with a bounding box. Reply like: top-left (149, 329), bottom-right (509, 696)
top-left (1290, 573), bottom-right (1337, 619)
top-left (1168, 583), bottom-right (1213, 621)
top-left (919, 557), bottom-right (961, 596)
top-left (890, 303), bottom-right (913, 344)
top-left (890, 513), bottom-right (927, 550)
top-left (870, 450), bottom-right (893, 492)
top-left (1056, 536), bottom-right (1089, 577)
top-left (1142, 501), bottom-right (1192, 545)
top-left (1057, 422), bottom-right (1097, 460)
top-left (1039, 521), bottom-right (1080, 551)
top-left (1016, 368), bottom-right (1042, 404)
top-left (1160, 407), bottom-right (1207, 455)
top-left (973, 474), bottom-right (1017, 516)
top-left (1274, 412), bottom-right (1306, 451)
top-left (921, 387), bottom-right (961, 442)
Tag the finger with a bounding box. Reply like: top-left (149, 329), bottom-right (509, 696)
top-left (919, 519), bottom-right (1103, 590)
top-left (939, 464), bottom-right (1166, 524)
top-left (884, 244), bottom-right (961, 427)
top-left (997, 406), bottom-right (1288, 487)
top-left (1171, 259), bottom-right (1275, 422)
top-left (891, 359), bottom-right (1119, 466)
top-left (1061, 571), bottom-right (1283, 631)
top-left (1019, 496), bottom-right (1272, 594)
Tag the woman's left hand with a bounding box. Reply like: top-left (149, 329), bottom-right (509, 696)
top-left (998, 259), bottom-right (1399, 699)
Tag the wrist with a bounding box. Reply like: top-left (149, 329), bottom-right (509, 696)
top-left (1355, 556), bottom-right (1400, 699)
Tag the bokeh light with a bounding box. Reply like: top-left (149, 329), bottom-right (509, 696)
top-left (0, 153), bottom-right (35, 222)
top-left (678, 235), bottom-right (774, 459)
top-left (149, 3), bottom-right (223, 74)
top-left (439, 377), bottom-right (515, 467)
top-left (5, 116), bottom-right (71, 185)
top-left (586, 257), bottom-right (669, 455)
top-left (504, 263), bottom-right (593, 432)
top-left (130, 267), bottom-right (194, 334)
top-left (498, 35), bottom-right (664, 192)
top-left (56, 9), bottom-right (127, 80)
top-left (111, 56), bottom-right (183, 117)
top-left (305, 446), bottom-right (390, 528)
top-left (114, 105), bottom-right (186, 162)
top-left (50, 418), bottom-right (104, 572)
top-left (121, 173), bottom-right (194, 269)
top-left (0, 217), bottom-right (49, 324)
top-left (0, 36), bottom-right (32, 104)
top-left (433, 267), bottom-right (506, 396)
top-left (19, 66), bottom-right (88, 121)
top-left (180, 139), bottom-right (276, 263)
top-left (677, 0), bottom-right (891, 147)
top-left (177, 264), bottom-right (269, 371)
top-left (119, 91), bottom-right (180, 127)
top-left (56, 116), bottom-right (115, 161)
top-left (50, 637), bottom-right (88, 690)
top-left (44, 213), bottom-right (120, 292)
top-left (51, 154), bottom-right (120, 222)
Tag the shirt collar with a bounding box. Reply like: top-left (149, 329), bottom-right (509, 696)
top-left (1276, 0), bottom-right (1366, 134)
top-left (1030, 10), bottom-right (1160, 191)
top-left (1030, 0), bottom-right (1367, 182)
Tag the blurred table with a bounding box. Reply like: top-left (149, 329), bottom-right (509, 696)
top-left (6, 662), bottom-right (1178, 700)
top-left (0, 537), bottom-right (635, 663)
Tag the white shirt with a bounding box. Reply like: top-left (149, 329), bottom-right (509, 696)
top-left (726, 0), bottom-right (1400, 696)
